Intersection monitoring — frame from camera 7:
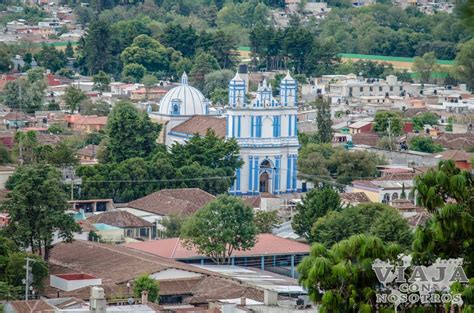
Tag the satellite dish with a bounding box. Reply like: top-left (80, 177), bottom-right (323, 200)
top-left (127, 298), bottom-right (134, 305)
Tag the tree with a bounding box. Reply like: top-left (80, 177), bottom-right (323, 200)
top-left (81, 20), bottom-right (115, 75)
top-left (3, 78), bottom-right (46, 112)
top-left (203, 69), bottom-right (234, 98)
top-left (26, 67), bottom-right (45, 84)
top-left (376, 136), bottom-right (397, 150)
top-left (103, 101), bottom-right (160, 162)
top-left (133, 274), bottom-right (159, 303)
top-left (159, 215), bottom-right (186, 238)
top-left (0, 45), bottom-right (12, 73)
top-left (181, 195), bottom-right (257, 264)
top-left (254, 210), bottom-right (281, 233)
top-left (190, 52), bottom-right (220, 90)
top-left (63, 86), bottom-right (87, 113)
top-left (413, 52), bottom-right (438, 83)
top-left (120, 35), bottom-right (171, 74)
top-left (373, 111), bottom-right (404, 136)
top-left (65, 41), bottom-right (74, 58)
top-left (121, 63), bottom-right (147, 83)
top-left (80, 100), bottom-right (110, 116)
top-left (92, 71), bottom-right (111, 92)
top-left (411, 112), bottom-right (439, 131)
top-left (314, 98), bottom-right (332, 143)
top-left (413, 160), bottom-right (474, 276)
top-left (0, 144), bottom-right (11, 165)
top-left (455, 39), bottom-right (474, 91)
top-left (3, 165), bottom-right (80, 260)
top-left (312, 203), bottom-right (413, 249)
top-left (329, 149), bottom-right (383, 185)
top-left (34, 44), bottom-right (67, 73)
top-left (46, 142), bottom-right (79, 168)
top-left (298, 235), bottom-right (400, 312)
top-left (409, 136), bottom-right (443, 153)
top-left (141, 74), bottom-right (158, 100)
top-left (292, 187), bottom-right (342, 241)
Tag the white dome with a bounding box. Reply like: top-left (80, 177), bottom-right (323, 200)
top-left (159, 72), bottom-right (208, 116)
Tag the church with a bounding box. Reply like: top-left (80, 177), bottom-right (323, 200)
top-left (150, 71), bottom-right (302, 195)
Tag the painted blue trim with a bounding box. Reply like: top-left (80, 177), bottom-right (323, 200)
top-left (294, 114), bottom-right (298, 136)
top-left (250, 116), bottom-right (254, 138)
top-left (201, 259), bottom-right (204, 265)
top-left (275, 157), bottom-right (280, 194)
top-left (254, 157), bottom-right (259, 194)
top-left (248, 156), bottom-right (253, 193)
top-left (288, 115), bottom-right (292, 137)
top-left (231, 116), bottom-right (235, 137)
top-left (256, 116), bottom-right (262, 138)
top-left (261, 256), bottom-right (265, 270)
top-left (286, 155), bottom-right (292, 192)
top-left (292, 155), bottom-right (297, 191)
top-left (237, 116), bottom-right (241, 138)
top-left (236, 167), bottom-right (241, 192)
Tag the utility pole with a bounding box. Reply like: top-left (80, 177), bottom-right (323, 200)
top-left (23, 257), bottom-right (36, 301)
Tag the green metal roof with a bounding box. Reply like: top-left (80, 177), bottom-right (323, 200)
top-left (238, 46), bottom-right (251, 52)
top-left (338, 53), bottom-right (455, 65)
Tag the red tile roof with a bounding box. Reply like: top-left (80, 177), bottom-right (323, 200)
top-left (126, 188), bottom-right (215, 216)
top-left (125, 233), bottom-right (310, 259)
top-left (171, 116), bottom-right (226, 138)
top-left (438, 150), bottom-right (471, 161)
top-left (340, 192), bottom-right (371, 204)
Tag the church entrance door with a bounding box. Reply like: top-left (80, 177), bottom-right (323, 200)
top-left (259, 172), bottom-right (270, 193)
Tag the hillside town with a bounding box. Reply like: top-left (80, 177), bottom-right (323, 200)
top-left (0, 0), bottom-right (473, 312)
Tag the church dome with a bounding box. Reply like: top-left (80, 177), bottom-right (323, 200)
top-left (159, 72), bottom-right (208, 116)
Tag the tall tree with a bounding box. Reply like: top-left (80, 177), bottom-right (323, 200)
top-left (103, 101), bottom-right (160, 162)
top-left (63, 86), bottom-right (87, 113)
top-left (0, 44), bottom-right (12, 73)
top-left (298, 235), bottom-right (400, 312)
top-left (373, 111), bottom-right (404, 136)
top-left (3, 165), bottom-right (80, 260)
top-left (34, 44), bottom-right (67, 73)
top-left (92, 71), bottom-right (111, 92)
top-left (65, 41), bottom-right (74, 58)
top-left (81, 20), bottom-right (114, 75)
top-left (181, 195), bottom-right (257, 264)
top-left (312, 203), bottom-right (413, 249)
top-left (254, 210), bottom-right (281, 233)
top-left (413, 52), bottom-right (438, 83)
top-left (190, 52), bottom-right (220, 90)
top-left (292, 187), bottom-right (342, 241)
top-left (455, 39), bottom-right (474, 91)
top-left (413, 160), bottom-right (474, 276)
top-left (314, 98), bottom-right (333, 144)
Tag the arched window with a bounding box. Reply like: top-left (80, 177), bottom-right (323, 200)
top-left (392, 193), bottom-right (399, 200)
top-left (383, 193), bottom-right (390, 203)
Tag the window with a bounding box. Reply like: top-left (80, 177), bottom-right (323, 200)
top-left (359, 87), bottom-right (363, 92)
top-left (273, 116), bottom-right (281, 137)
top-left (369, 86), bottom-right (373, 92)
top-left (399, 86), bottom-right (403, 91)
top-left (171, 102), bottom-right (180, 115)
top-left (390, 86), bottom-right (394, 92)
top-left (379, 86), bottom-right (383, 92)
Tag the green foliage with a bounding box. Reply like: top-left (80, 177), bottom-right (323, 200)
top-left (312, 203), bottom-right (413, 249)
top-left (298, 144), bottom-right (384, 185)
top-left (120, 35), bottom-right (171, 74)
top-left (34, 44), bottom-right (67, 73)
top-left (102, 101), bottom-right (160, 162)
top-left (190, 52), bottom-right (220, 90)
top-left (133, 274), bottom-right (159, 303)
top-left (46, 142), bottom-right (79, 168)
top-left (254, 210), bottom-right (281, 233)
top-left (26, 67), bottom-right (45, 84)
top-left (0, 44), bottom-right (12, 73)
top-left (181, 195), bottom-right (257, 264)
top-left (409, 136), bottom-right (443, 153)
top-left (373, 111), bottom-right (404, 136)
top-left (3, 78), bottom-right (46, 113)
top-left (80, 100), bottom-right (110, 116)
top-left (413, 160), bottom-right (474, 276)
top-left (65, 41), bottom-right (74, 58)
top-left (159, 215), bottom-right (186, 238)
top-left (121, 63), bottom-right (147, 83)
top-left (48, 124), bottom-right (66, 135)
top-left (3, 164), bottom-right (80, 260)
top-left (455, 39), bottom-right (474, 91)
top-left (376, 136), bottom-right (397, 150)
top-left (80, 20), bottom-right (117, 75)
top-left (85, 131), bottom-right (106, 145)
top-left (203, 69), bottom-right (234, 98)
top-left (413, 52), bottom-right (438, 83)
top-left (0, 144), bottom-right (11, 165)
top-left (292, 187), bottom-right (342, 241)
top-left (63, 86), bottom-right (87, 114)
top-left (56, 68), bottom-right (75, 79)
top-left (93, 71), bottom-right (111, 92)
top-left (314, 98), bottom-right (332, 144)
top-left (411, 112), bottom-right (439, 131)
top-left (298, 234), bottom-right (400, 311)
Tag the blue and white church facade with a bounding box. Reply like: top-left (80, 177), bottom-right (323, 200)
top-left (226, 71), bottom-right (302, 195)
